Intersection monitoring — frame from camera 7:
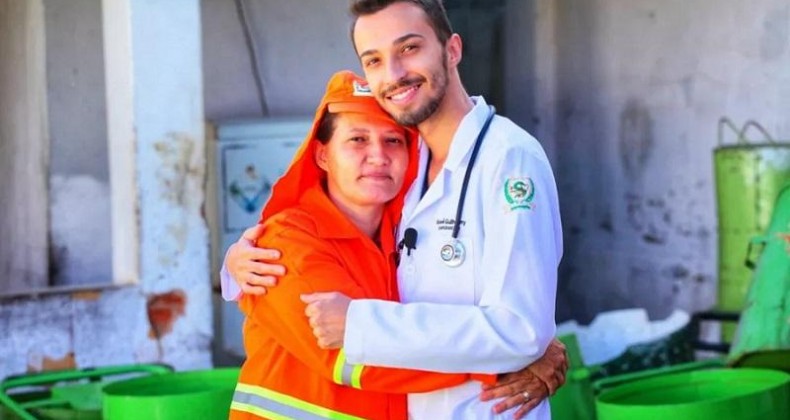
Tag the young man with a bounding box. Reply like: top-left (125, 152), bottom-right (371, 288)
top-left (223, 1), bottom-right (565, 418)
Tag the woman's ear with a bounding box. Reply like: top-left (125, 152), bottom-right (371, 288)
top-left (315, 143), bottom-right (329, 171)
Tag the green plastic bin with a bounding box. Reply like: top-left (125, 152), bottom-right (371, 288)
top-left (102, 368), bottom-right (239, 420)
top-left (596, 368), bottom-right (789, 420)
top-left (0, 365), bottom-right (172, 420)
top-left (728, 183), bottom-right (790, 372)
top-left (550, 334), bottom-right (596, 420)
top-left (714, 118), bottom-right (790, 340)
top-left (550, 310), bottom-right (695, 420)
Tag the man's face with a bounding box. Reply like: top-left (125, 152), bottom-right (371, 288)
top-left (353, 2), bottom-right (449, 126)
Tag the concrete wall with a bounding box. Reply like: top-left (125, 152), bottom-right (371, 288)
top-left (539, 0), bottom-right (790, 322)
top-left (0, 0), bottom-right (212, 381)
top-left (0, 0), bottom-right (50, 293)
top-left (202, 0), bottom-right (359, 121)
top-left (44, 0), bottom-right (112, 287)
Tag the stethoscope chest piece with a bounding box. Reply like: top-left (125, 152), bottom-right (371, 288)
top-left (440, 240), bottom-right (465, 267)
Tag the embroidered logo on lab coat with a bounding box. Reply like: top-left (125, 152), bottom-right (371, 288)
top-left (504, 177), bottom-right (535, 210)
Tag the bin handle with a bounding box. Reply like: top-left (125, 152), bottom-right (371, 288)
top-left (717, 117), bottom-right (743, 146)
top-left (744, 236), bottom-right (769, 270)
top-left (739, 120), bottom-right (775, 144)
top-left (717, 117), bottom-right (777, 145)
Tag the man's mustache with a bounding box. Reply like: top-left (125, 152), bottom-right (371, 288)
top-left (381, 76), bottom-right (427, 97)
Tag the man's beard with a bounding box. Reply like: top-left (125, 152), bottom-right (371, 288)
top-left (380, 55), bottom-right (448, 126)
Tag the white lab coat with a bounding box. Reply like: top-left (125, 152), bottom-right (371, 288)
top-left (344, 97), bottom-right (562, 419)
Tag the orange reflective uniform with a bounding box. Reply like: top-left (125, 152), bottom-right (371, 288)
top-left (230, 71), bottom-right (493, 420)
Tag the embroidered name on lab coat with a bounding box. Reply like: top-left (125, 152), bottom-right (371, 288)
top-left (435, 218), bottom-right (466, 231)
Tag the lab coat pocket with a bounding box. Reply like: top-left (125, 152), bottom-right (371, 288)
top-left (436, 236), bottom-right (477, 305)
top-left (399, 237), bottom-right (477, 305)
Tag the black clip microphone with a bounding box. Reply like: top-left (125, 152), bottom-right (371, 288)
top-left (398, 228), bottom-right (418, 257)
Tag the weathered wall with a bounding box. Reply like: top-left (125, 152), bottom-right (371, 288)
top-left (541, 0), bottom-right (790, 322)
top-left (0, 0), bottom-right (50, 293)
top-left (0, 0), bottom-right (212, 380)
top-left (44, 0), bottom-right (112, 287)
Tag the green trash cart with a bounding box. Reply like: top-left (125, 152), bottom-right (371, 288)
top-left (102, 368), bottom-right (240, 420)
top-left (728, 183), bottom-right (790, 372)
top-left (0, 364), bottom-right (172, 420)
top-left (595, 365), bottom-right (789, 420)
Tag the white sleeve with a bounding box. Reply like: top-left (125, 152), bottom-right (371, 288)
top-left (220, 264), bottom-right (242, 302)
top-left (344, 147), bottom-right (561, 373)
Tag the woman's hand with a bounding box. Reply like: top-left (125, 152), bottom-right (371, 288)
top-left (480, 367), bottom-right (550, 419)
top-left (479, 339), bottom-right (568, 418)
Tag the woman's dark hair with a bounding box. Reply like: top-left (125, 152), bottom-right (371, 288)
top-left (315, 112), bottom-right (338, 145)
top-left (349, 0), bottom-right (453, 47)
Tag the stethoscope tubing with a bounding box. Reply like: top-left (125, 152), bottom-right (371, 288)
top-left (451, 105), bottom-right (496, 239)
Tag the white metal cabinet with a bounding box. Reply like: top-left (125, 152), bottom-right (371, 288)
top-left (213, 117), bottom-right (312, 358)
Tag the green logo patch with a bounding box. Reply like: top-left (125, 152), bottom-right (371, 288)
top-left (504, 177), bottom-right (535, 211)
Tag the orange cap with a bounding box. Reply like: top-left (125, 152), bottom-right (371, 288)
top-left (321, 70), bottom-right (393, 119)
top-left (257, 70), bottom-right (418, 223)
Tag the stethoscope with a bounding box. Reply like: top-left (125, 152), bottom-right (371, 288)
top-left (407, 105), bottom-right (496, 268)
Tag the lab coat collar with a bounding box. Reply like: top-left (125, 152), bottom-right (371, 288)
top-left (443, 96), bottom-right (491, 173)
top-left (402, 97), bottom-right (491, 222)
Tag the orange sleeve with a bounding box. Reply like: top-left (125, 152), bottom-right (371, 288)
top-left (241, 222), bottom-right (494, 394)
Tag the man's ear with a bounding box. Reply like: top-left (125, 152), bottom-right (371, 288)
top-left (315, 143), bottom-right (329, 171)
top-left (446, 33), bottom-right (463, 68)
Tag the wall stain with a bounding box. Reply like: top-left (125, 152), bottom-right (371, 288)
top-left (662, 264), bottom-right (690, 279)
top-left (28, 352), bottom-right (76, 373)
top-left (147, 290), bottom-right (187, 340)
top-left (599, 214), bottom-right (613, 233)
top-left (619, 99), bottom-right (654, 179)
top-left (642, 226), bottom-right (666, 245)
top-left (153, 133), bottom-right (201, 208)
top-left (626, 192), bottom-right (672, 245)
top-left (71, 291), bottom-right (101, 301)
top-left (626, 192), bottom-right (645, 230)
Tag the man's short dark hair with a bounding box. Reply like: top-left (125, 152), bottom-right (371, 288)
top-left (349, 0), bottom-right (453, 47)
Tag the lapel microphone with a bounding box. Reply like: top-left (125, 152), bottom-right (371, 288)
top-left (399, 228), bottom-right (418, 256)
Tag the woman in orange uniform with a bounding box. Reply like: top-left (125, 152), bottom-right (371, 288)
top-left (230, 71), bottom-right (497, 420)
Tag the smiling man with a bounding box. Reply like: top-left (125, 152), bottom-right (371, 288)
top-left (222, 1), bottom-right (565, 418)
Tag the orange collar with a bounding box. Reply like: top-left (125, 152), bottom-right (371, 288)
top-left (297, 184), bottom-right (383, 240)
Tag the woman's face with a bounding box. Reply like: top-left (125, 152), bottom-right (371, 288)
top-left (316, 112), bottom-right (409, 210)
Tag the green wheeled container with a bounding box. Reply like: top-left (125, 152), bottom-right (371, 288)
top-left (714, 118), bottom-right (790, 340)
top-left (102, 368), bottom-right (239, 420)
top-left (0, 365), bottom-right (172, 420)
top-left (551, 310), bottom-right (695, 420)
top-left (595, 368), bottom-right (790, 420)
top-left (728, 183), bottom-right (790, 372)
top-left (549, 334), bottom-right (596, 420)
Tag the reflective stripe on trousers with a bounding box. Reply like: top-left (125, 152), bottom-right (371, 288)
top-left (231, 383), bottom-right (366, 420)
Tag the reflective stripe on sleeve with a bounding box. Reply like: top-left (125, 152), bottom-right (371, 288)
top-left (332, 349), bottom-right (364, 389)
top-left (232, 383), bottom-right (366, 420)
